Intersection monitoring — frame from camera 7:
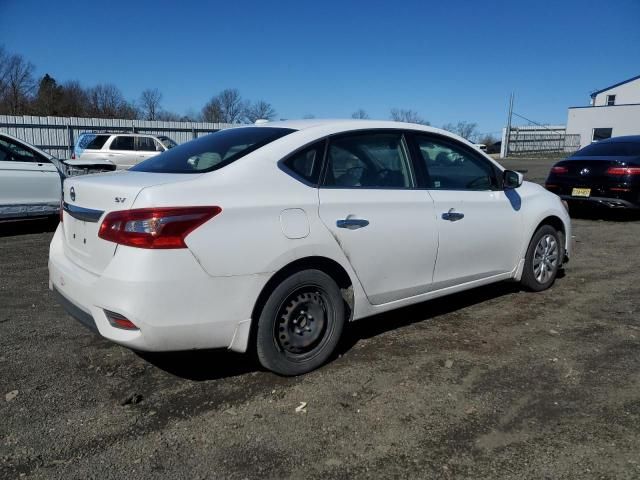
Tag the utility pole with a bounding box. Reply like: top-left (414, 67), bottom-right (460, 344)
top-left (503, 92), bottom-right (514, 158)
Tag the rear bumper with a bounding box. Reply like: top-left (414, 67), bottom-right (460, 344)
top-left (559, 195), bottom-right (640, 209)
top-left (52, 286), bottom-right (98, 333)
top-left (48, 225), bottom-right (270, 352)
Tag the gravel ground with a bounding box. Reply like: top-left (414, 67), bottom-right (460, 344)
top-left (1, 157), bottom-right (639, 479)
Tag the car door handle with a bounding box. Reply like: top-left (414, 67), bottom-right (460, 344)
top-left (336, 218), bottom-right (369, 229)
top-left (442, 209), bottom-right (464, 221)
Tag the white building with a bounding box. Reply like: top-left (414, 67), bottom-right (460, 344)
top-left (566, 74), bottom-right (640, 148)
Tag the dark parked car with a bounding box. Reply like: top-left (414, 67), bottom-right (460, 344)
top-left (545, 136), bottom-right (640, 209)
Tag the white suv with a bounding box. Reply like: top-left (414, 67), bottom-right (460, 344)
top-left (73, 133), bottom-right (178, 169)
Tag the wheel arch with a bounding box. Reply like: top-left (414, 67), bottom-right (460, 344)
top-left (247, 256), bottom-right (356, 353)
top-left (514, 213), bottom-right (569, 282)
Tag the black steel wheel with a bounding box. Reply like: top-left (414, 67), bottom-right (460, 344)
top-left (256, 269), bottom-right (345, 376)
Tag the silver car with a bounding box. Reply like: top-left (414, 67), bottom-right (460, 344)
top-left (0, 133), bottom-right (115, 221)
top-left (73, 133), bottom-right (178, 169)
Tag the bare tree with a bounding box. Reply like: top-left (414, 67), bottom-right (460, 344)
top-left (244, 100), bottom-right (276, 123)
top-left (58, 80), bottom-right (88, 117)
top-left (441, 121), bottom-right (479, 141)
top-left (201, 96), bottom-right (223, 122)
top-left (477, 133), bottom-right (499, 146)
top-left (202, 88), bottom-right (246, 123)
top-left (0, 52), bottom-right (35, 115)
top-left (0, 46), bottom-right (8, 101)
top-left (390, 108), bottom-right (429, 125)
top-left (351, 109), bottom-right (370, 119)
top-left (155, 110), bottom-right (182, 121)
top-left (139, 88), bottom-right (162, 120)
top-left (86, 84), bottom-right (137, 118)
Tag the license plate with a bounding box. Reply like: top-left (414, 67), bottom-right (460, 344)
top-left (571, 188), bottom-right (591, 197)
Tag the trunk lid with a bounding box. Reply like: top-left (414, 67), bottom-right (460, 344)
top-left (62, 171), bottom-right (201, 274)
top-left (556, 157), bottom-right (624, 182)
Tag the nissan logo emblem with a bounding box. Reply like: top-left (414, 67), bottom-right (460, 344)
top-left (70, 187), bottom-right (76, 201)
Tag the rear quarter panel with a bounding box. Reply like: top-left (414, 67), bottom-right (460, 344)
top-left (130, 153), bottom-right (370, 316)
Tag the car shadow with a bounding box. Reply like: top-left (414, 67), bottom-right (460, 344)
top-left (338, 281), bottom-right (522, 354)
top-left (139, 281), bottom-right (526, 381)
top-left (0, 217), bottom-right (59, 237)
top-left (136, 348), bottom-right (260, 382)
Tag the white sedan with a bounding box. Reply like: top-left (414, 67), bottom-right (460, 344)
top-left (49, 120), bottom-right (571, 375)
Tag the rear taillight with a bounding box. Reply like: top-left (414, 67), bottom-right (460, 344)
top-left (551, 166), bottom-right (568, 174)
top-left (98, 206), bottom-right (221, 249)
top-left (606, 166), bottom-right (640, 176)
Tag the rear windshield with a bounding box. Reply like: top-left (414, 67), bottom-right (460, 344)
top-left (77, 134), bottom-right (110, 150)
top-left (574, 142), bottom-right (640, 157)
top-left (131, 127), bottom-right (295, 173)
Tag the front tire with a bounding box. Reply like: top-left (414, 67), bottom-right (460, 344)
top-left (255, 269), bottom-right (345, 376)
top-left (520, 225), bottom-right (563, 291)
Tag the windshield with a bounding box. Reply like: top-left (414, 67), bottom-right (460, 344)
top-left (574, 142), bottom-right (640, 157)
top-left (158, 136), bottom-right (178, 149)
top-left (131, 127), bottom-right (295, 173)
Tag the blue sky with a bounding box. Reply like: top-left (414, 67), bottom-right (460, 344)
top-left (1, 0), bottom-right (639, 135)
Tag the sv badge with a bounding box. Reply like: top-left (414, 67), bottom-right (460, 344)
top-left (115, 197), bottom-right (127, 203)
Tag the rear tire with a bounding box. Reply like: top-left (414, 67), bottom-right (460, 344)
top-left (255, 269), bottom-right (345, 376)
top-left (520, 225), bottom-right (563, 292)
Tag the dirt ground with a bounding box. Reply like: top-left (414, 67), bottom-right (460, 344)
top-left (1, 156), bottom-right (639, 479)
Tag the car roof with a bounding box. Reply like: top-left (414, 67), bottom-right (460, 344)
top-left (253, 118), bottom-right (470, 142)
top-left (597, 135), bottom-right (640, 144)
top-left (79, 132), bottom-right (161, 137)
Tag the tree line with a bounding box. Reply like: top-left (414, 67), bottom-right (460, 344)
top-left (0, 46), bottom-right (277, 123)
top-left (0, 46), bottom-right (497, 144)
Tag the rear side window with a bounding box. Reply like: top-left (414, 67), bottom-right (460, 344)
top-left (132, 127), bottom-right (295, 173)
top-left (282, 141), bottom-right (325, 185)
top-left (110, 136), bottom-right (135, 151)
top-left (323, 132), bottom-right (413, 188)
top-left (78, 134), bottom-right (110, 150)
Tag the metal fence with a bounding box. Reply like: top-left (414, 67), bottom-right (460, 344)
top-left (501, 125), bottom-right (580, 157)
top-left (0, 115), bottom-right (239, 159)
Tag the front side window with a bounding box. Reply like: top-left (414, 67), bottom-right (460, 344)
top-left (110, 136), bottom-right (135, 151)
top-left (0, 137), bottom-right (47, 163)
top-left (322, 132), bottom-right (412, 188)
top-left (282, 141), bottom-right (325, 185)
top-left (415, 135), bottom-right (498, 190)
top-left (131, 127), bottom-right (295, 173)
top-left (606, 95), bottom-right (616, 106)
top-left (158, 136), bottom-right (178, 149)
top-left (136, 137), bottom-right (157, 152)
top-left (592, 128), bottom-right (612, 142)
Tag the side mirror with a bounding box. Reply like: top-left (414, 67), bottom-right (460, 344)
top-left (503, 170), bottom-right (523, 189)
